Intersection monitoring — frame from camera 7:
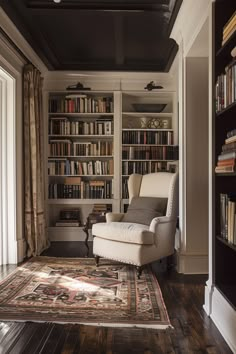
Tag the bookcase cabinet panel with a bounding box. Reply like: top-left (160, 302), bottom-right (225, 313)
top-left (213, 0), bottom-right (236, 310)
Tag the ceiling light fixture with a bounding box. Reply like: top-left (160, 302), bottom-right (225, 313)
top-left (53, 0), bottom-right (61, 3)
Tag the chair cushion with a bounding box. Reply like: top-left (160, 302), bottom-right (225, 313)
top-left (122, 196), bottom-right (167, 225)
top-left (92, 222), bottom-right (154, 245)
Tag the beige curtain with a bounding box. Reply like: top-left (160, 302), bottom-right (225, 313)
top-left (23, 64), bottom-right (49, 256)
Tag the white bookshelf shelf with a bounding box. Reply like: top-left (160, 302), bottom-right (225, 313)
top-left (47, 199), bottom-right (114, 205)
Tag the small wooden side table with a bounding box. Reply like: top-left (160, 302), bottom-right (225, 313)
top-left (83, 213), bottom-right (106, 256)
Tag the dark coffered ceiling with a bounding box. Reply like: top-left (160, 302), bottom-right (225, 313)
top-left (0, 0), bottom-right (182, 72)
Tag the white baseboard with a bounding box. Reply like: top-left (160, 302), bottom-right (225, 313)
top-left (176, 251), bottom-right (208, 274)
top-left (203, 280), bottom-right (213, 315)
top-left (210, 287), bottom-right (236, 354)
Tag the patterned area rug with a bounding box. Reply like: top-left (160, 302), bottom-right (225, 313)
top-left (0, 257), bottom-right (171, 329)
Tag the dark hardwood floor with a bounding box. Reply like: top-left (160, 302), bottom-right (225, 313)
top-left (0, 242), bottom-right (233, 354)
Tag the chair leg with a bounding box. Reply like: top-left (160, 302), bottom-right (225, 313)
top-left (167, 254), bottom-right (175, 270)
top-left (95, 255), bottom-right (100, 267)
top-left (136, 266), bottom-right (143, 279)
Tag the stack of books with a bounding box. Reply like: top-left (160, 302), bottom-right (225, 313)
top-left (55, 208), bottom-right (81, 227)
top-left (220, 193), bottom-right (236, 245)
top-left (215, 129), bottom-right (236, 173)
top-left (92, 203), bottom-right (112, 215)
top-left (222, 10), bottom-right (236, 46)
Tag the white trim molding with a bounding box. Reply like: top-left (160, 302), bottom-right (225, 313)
top-left (0, 67), bottom-right (17, 265)
top-left (203, 280), bottom-right (214, 316)
top-left (0, 8), bottom-right (47, 74)
top-left (210, 287), bottom-right (236, 354)
top-left (44, 70), bottom-right (176, 92)
top-left (170, 0), bottom-right (212, 56)
top-left (176, 251), bottom-right (208, 274)
top-left (0, 31), bottom-right (25, 264)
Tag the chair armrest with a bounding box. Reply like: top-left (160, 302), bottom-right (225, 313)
top-left (149, 216), bottom-right (176, 233)
top-left (149, 216), bottom-right (177, 249)
top-left (106, 212), bottom-right (125, 222)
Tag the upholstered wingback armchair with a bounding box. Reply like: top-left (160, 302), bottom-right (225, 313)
top-left (92, 172), bottom-right (178, 277)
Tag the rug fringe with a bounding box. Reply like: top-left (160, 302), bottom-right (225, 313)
top-left (0, 318), bottom-right (174, 330)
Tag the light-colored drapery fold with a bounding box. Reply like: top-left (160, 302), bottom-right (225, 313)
top-left (23, 64), bottom-right (49, 256)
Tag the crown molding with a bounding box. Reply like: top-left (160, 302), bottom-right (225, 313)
top-left (170, 0), bottom-right (211, 57)
top-left (0, 8), bottom-right (48, 74)
top-left (44, 70), bottom-right (176, 91)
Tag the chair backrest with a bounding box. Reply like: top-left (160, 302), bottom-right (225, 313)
top-left (128, 172), bottom-right (179, 218)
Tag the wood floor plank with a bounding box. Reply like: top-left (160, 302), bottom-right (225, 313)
top-left (8, 322), bottom-right (40, 354)
top-left (0, 242), bottom-right (233, 354)
top-left (0, 322), bottom-right (26, 353)
top-left (21, 323), bottom-right (54, 354)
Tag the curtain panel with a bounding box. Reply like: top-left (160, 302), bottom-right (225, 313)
top-left (23, 64), bottom-right (49, 256)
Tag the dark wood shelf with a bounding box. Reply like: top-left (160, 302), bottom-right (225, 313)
top-left (216, 31), bottom-right (236, 58)
top-left (216, 101), bottom-right (236, 117)
top-left (216, 235), bottom-right (236, 252)
top-left (215, 172), bottom-right (236, 176)
top-left (213, 1), bottom-right (236, 314)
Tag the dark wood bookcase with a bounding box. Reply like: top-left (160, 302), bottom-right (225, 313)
top-left (213, 0), bottom-right (236, 309)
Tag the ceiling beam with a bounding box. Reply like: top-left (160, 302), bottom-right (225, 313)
top-left (27, 1), bottom-right (170, 12)
top-left (114, 15), bottom-right (124, 66)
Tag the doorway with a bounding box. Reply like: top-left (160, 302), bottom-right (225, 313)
top-left (0, 66), bottom-right (17, 265)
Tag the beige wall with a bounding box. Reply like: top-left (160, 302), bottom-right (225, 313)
top-left (186, 57), bottom-right (209, 254)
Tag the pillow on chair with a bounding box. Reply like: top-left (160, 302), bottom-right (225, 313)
top-left (122, 196), bottom-right (167, 226)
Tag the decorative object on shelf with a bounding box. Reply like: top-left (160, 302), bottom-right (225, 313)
top-left (140, 117), bottom-right (163, 129)
top-left (66, 82), bottom-right (91, 91)
top-left (231, 46), bottom-right (236, 58)
top-left (60, 209), bottom-right (80, 221)
top-left (55, 208), bottom-right (81, 227)
top-left (124, 116), bottom-right (141, 129)
top-left (144, 81), bottom-right (163, 91)
top-left (132, 103), bottom-right (167, 113)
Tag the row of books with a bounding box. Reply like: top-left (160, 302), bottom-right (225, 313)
top-left (220, 193), bottom-right (236, 245)
top-left (122, 130), bottom-right (173, 145)
top-left (48, 159), bottom-right (114, 176)
top-left (122, 178), bottom-right (129, 199)
top-left (122, 146), bottom-right (179, 161)
top-left (49, 141), bottom-right (113, 157)
top-left (215, 58), bottom-right (236, 112)
top-left (48, 180), bottom-right (113, 199)
top-left (49, 95), bottom-right (113, 114)
top-left (48, 140), bottom-right (113, 157)
top-left (215, 129), bottom-right (236, 173)
top-left (122, 161), bottom-right (171, 175)
top-left (49, 118), bottom-right (113, 136)
top-left (222, 10), bottom-right (236, 46)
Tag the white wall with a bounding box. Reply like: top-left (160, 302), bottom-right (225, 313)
top-left (171, 1), bottom-right (211, 274)
top-left (185, 57), bottom-right (209, 254)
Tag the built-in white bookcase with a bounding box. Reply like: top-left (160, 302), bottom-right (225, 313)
top-left (121, 91), bottom-right (178, 210)
top-left (45, 89), bottom-right (178, 241)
